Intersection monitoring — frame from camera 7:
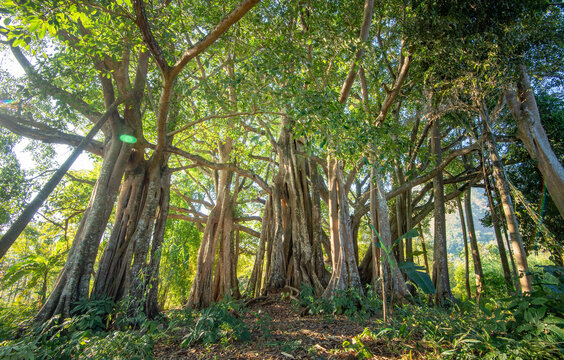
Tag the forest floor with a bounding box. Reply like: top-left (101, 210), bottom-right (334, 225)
top-left (152, 294), bottom-right (422, 360)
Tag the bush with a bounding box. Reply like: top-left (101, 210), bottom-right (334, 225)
top-left (296, 285), bottom-right (381, 320)
top-left (181, 298), bottom-right (250, 347)
top-left (0, 297), bottom-right (157, 360)
top-left (341, 266), bottom-right (564, 359)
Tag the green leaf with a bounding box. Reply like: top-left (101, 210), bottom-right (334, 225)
top-left (398, 261), bottom-right (436, 295)
top-left (544, 316), bottom-right (564, 325)
top-left (531, 297), bottom-right (548, 305)
top-left (397, 228), bottom-right (419, 241)
top-left (408, 250), bottom-right (426, 257)
top-left (546, 324), bottom-right (564, 340)
top-left (28, 19), bottom-right (41, 33)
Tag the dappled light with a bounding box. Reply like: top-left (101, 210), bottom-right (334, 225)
top-left (0, 0), bottom-right (563, 359)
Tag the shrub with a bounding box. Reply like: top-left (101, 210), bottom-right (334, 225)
top-left (181, 298), bottom-right (250, 347)
top-left (296, 285), bottom-right (381, 320)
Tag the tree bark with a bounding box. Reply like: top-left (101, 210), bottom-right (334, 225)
top-left (418, 226), bottom-right (430, 275)
top-left (263, 120), bottom-right (326, 294)
top-left (505, 64), bottom-right (564, 218)
top-left (456, 197), bottom-right (472, 300)
top-left (464, 185), bottom-right (484, 301)
top-left (248, 196), bottom-right (272, 297)
top-left (372, 164), bottom-right (408, 300)
top-left (323, 155), bottom-right (363, 298)
top-left (145, 170), bottom-right (171, 319)
top-left (482, 161), bottom-right (514, 295)
top-left (92, 150), bottom-right (147, 302)
top-left (35, 128), bottom-right (130, 322)
top-left (482, 104), bottom-right (532, 294)
top-left (431, 118), bottom-right (454, 305)
top-left (188, 164), bottom-right (237, 309)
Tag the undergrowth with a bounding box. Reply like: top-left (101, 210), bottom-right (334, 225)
top-left (295, 285), bottom-right (382, 320)
top-left (1, 266), bottom-right (562, 359)
top-left (341, 265), bottom-right (564, 359)
top-left (0, 297), bottom-right (156, 360)
top-left (179, 297), bottom-right (250, 347)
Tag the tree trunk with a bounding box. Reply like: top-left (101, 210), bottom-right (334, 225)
top-left (145, 169), bottom-right (171, 319)
top-left (323, 155), bottom-right (363, 298)
top-left (35, 128), bottom-right (130, 322)
top-left (265, 184), bottom-right (286, 292)
top-left (431, 118), bottom-right (453, 305)
top-left (418, 227), bottom-right (430, 275)
top-left (505, 64), bottom-right (564, 218)
top-left (264, 120), bottom-right (326, 294)
top-left (248, 196), bottom-right (272, 297)
top-left (484, 170), bottom-right (514, 295)
top-left (124, 159), bottom-right (167, 318)
top-left (213, 175), bottom-right (239, 302)
top-left (188, 165), bottom-right (236, 309)
top-left (369, 163), bottom-right (381, 286)
top-left (497, 187), bottom-right (522, 294)
top-left (482, 105), bottom-right (532, 294)
top-left (405, 189), bottom-right (413, 263)
top-left (372, 164), bottom-right (408, 300)
top-left (456, 197), bottom-right (472, 300)
top-left (92, 150), bottom-right (147, 302)
top-left (464, 186), bottom-right (484, 301)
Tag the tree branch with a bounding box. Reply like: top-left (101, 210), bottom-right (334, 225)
top-left (0, 112), bottom-right (104, 156)
top-left (338, 0), bottom-right (374, 103)
top-left (10, 46), bottom-right (102, 123)
top-left (171, 0), bottom-right (260, 78)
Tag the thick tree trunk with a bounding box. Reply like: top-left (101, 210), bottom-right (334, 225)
top-left (372, 165), bottom-right (408, 300)
top-left (92, 150), bottom-right (147, 302)
top-left (323, 155), bottom-right (363, 298)
top-left (213, 177), bottom-right (239, 302)
top-left (265, 185), bottom-right (286, 292)
top-left (124, 160), bottom-right (166, 318)
top-left (505, 65), bottom-right (564, 218)
top-left (264, 121), bottom-right (326, 294)
top-left (464, 186), bottom-right (484, 301)
top-left (482, 106), bottom-right (532, 294)
top-left (35, 129), bottom-right (130, 322)
top-left (431, 118), bottom-right (453, 305)
top-left (188, 166), bottom-right (236, 309)
top-left (145, 170), bottom-right (171, 319)
top-left (456, 197), bottom-right (472, 300)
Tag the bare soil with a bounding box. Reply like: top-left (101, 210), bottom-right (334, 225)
top-left (152, 295), bottom-right (422, 360)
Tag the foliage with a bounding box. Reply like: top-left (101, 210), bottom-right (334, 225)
top-left (452, 243), bottom-right (514, 300)
top-left (342, 265), bottom-right (564, 359)
top-left (296, 285), bottom-right (381, 320)
top-left (0, 128), bottom-right (27, 227)
top-left (157, 215), bottom-right (201, 308)
top-left (0, 298), bottom-right (155, 360)
top-left (398, 261), bottom-right (435, 295)
top-left (181, 298), bottom-right (250, 347)
top-left (504, 91), bottom-right (564, 264)
top-left (502, 265), bottom-right (564, 345)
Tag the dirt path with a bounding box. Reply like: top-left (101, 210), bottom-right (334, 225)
top-left (153, 295), bottom-right (412, 359)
